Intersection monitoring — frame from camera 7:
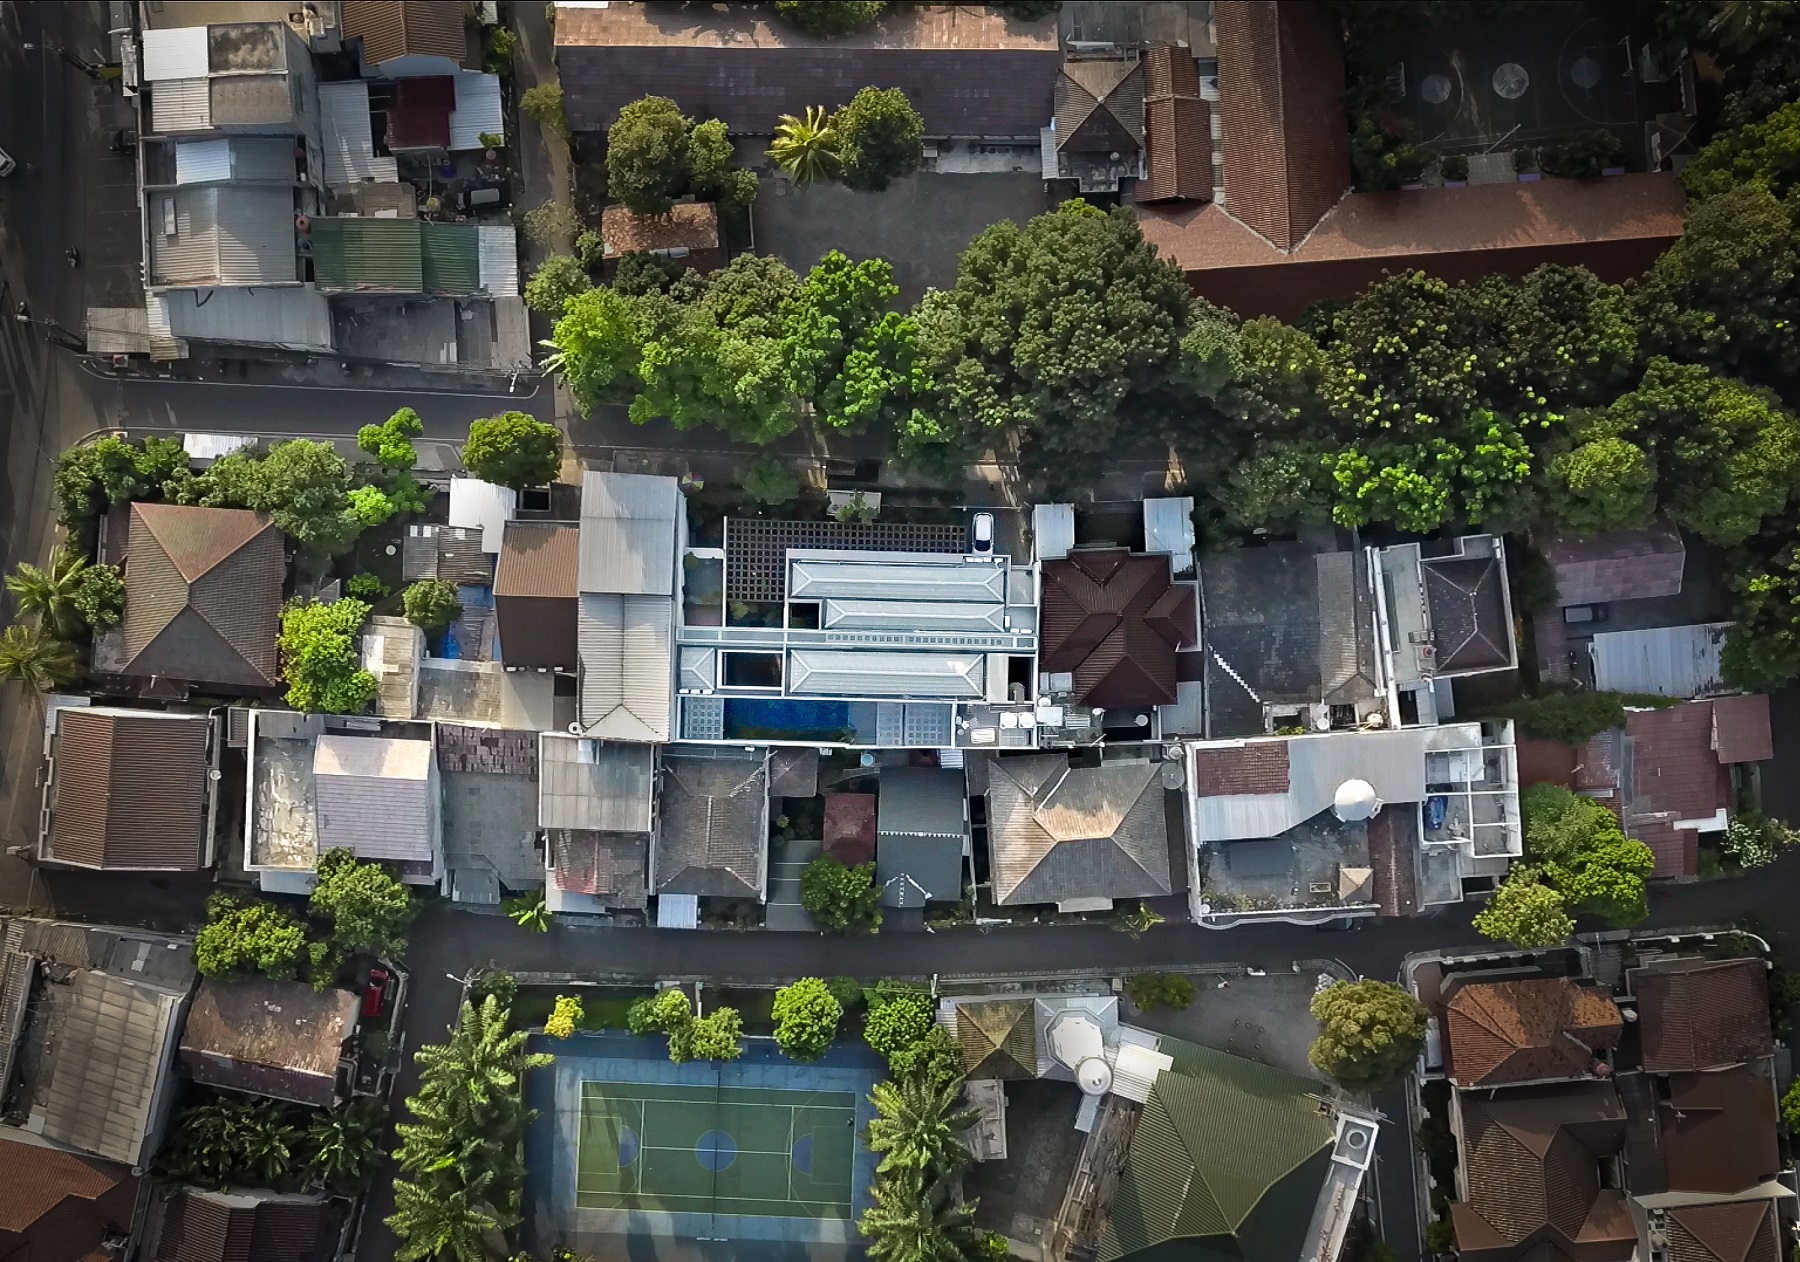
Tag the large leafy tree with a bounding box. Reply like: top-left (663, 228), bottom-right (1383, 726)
top-left (195, 893), bottom-right (307, 980)
top-left (1681, 97), bottom-right (1800, 200)
top-left (800, 855), bottom-right (884, 936)
top-left (772, 977), bottom-right (842, 1061)
top-left (606, 96), bottom-right (694, 215)
top-left (358, 407), bottom-right (423, 470)
top-left (904, 201), bottom-right (1193, 470)
top-left (785, 251), bottom-right (921, 432)
top-left (311, 847), bottom-right (415, 958)
top-left (389, 1174), bottom-right (502, 1262)
top-left (1473, 868), bottom-right (1576, 949)
top-left (1523, 784), bottom-right (1655, 928)
top-left (201, 439), bottom-right (363, 557)
top-left (403, 579), bottom-right (463, 633)
top-left (863, 994), bottom-right (934, 1060)
top-left (462, 412), bottom-right (562, 488)
top-left (278, 598), bottom-right (377, 714)
top-left (776, 0), bottom-right (887, 37)
top-left (157, 1096), bottom-right (307, 1190)
top-left (1724, 523), bottom-right (1800, 690)
top-left (1544, 429), bottom-right (1658, 534)
top-left (1307, 979), bottom-right (1429, 1089)
top-left (523, 255), bottom-right (594, 317)
top-left (833, 87), bottom-right (925, 192)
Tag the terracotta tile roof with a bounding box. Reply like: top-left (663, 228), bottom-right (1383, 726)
top-left (1541, 525), bottom-right (1685, 606)
top-left (149, 1190), bottom-right (331, 1262)
top-left (600, 202), bottom-right (720, 257)
top-left (823, 793), bottom-right (876, 868)
top-left (1623, 702), bottom-right (1731, 878)
top-left (0, 1135), bottom-right (136, 1262)
top-left (1055, 55), bottom-right (1143, 155)
top-left (495, 521), bottom-right (579, 670)
top-left (550, 829), bottom-right (648, 908)
top-left (1443, 977), bottom-right (1622, 1088)
top-left (1040, 549), bottom-right (1195, 708)
top-left (1659, 1066), bottom-right (1780, 1196)
top-left (1632, 958), bottom-right (1772, 1072)
top-left (655, 751), bottom-right (767, 899)
top-left (342, 0), bottom-right (468, 67)
top-left (1139, 174), bottom-right (1685, 321)
top-left (1367, 807), bottom-right (1418, 917)
top-left (1668, 1203), bottom-right (1781, 1262)
top-left (121, 502), bottom-right (283, 690)
top-left (1140, 44), bottom-right (1211, 203)
top-left (1190, 742), bottom-right (1290, 795)
top-left (1711, 694), bottom-right (1773, 764)
top-left (48, 709), bottom-right (210, 870)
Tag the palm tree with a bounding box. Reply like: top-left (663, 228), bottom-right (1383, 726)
top-left (5, 547), bottom-right (88, 637)
top-left (0, 623), bottom-right (80, 694)
top-left (388, 1173), bottom-right (501, 1262)
top-left (504, 888), bottom-right (549, 932)
top-left (866, 1073), bottom-right (980, 1178)
top-left (859, 1169), bottom-right (981, 1262)
top-left (307, 1098), bottom-right (383, 1188)
top-left (768, 106), bottom-right (842, 186)
top-left (237, 1099), bottom-right (304, 1185)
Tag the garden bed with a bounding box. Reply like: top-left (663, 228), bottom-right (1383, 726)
top-left (515, 985), bottom-right (657, 1032)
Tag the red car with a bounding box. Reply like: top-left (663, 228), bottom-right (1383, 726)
top-left (362, 967), bottom-right (391, 1020)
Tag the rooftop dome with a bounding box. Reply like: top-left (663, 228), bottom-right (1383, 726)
top-left (1333, 778), bottom-right (1381, 822)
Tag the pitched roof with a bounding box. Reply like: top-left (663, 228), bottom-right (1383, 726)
top-left (549, 829), bottom-right (648, 908)
top-left (1423, 554), bottom-right (1513, 672)
top-left (179, 977), bottom-right (358, 1109)
top-left (954, 998), bottom-right (1036, 1080)
top-left (600, 202), bottom-right (720, 256)
top-left (1659, 1066), bottom-right (1780, 1196)
top-left (343, 0), bottom-right (468, 67)
top-left (0, 1134), bottom-right (136, 1262)
top-left (402, 523), bottom-right (493, 585)
top-left (1212, 0), bottom-right (1349, 250)
top-left (986, 753), bottom-right (1171, 906)
top-left (1443, 978), bottom-right (1622, 1088)
top-left (1055, 55), bottom-right (1144, 155)
top-left (654, 751), bottom-right (767, 899)
top-left (1191, 742), bottom-right (1290, 795)
top-left (823, 793), bottom-right (877, 867)
top-left (1450, 1081), bottom-right (1633, 1262)
top-left (1668, 1203), bottom-right (1781, 1262)
top-left (1542, 526), bottom-right (1685, 606)
top-left (1040, 549), bottom-right (1195, 708)
top-left (1712, 693), bottom-right (1773, 764)
top-left (1098, 1036), bottom-right (1336, 1262)
top-left (538, 735), bottom-right (654, 833)
top-left (48, 708), bottom-right (210, 870)
top-left (495, 521), bottom-right (579, 670)
top-left (1622, 702), bottom-right (1733, 878)
top-left (577, 593), bottom-right (674, 742)
top-left (121, 503), bottom-right (283, 689)
top-left (149, 1189), bottom-right (332, 1262)
top-left (312, 734), bottom-right (435, 864)
top-left (1140, 44), bottom-right (1211, 204)
top-left (1632, 958), bottom-right (1772, 1072)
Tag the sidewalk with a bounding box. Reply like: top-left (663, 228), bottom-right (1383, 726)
top-left (85, 348), bottom-right (537, 396)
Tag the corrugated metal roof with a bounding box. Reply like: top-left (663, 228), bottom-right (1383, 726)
top-left (820, 597), bottom-right (1008, 634)
top-left (790, 555), bottom-right (1007, 603)
top-left (163, 284), bottom-right (332, 352)
top-left (1033, 503), bottom-right (1075, 561)
top-left (312, 734), bottom-right (435, 862)
top-left (450, 72), bottom-right (504, 151)
top-left (579, 593), bottom-right (674, 742)
top-left (539, 734), bottom-right (655, 831)
top-left (210, 137), bottom-right (299, 183)
top-left (788, 649), bottom-right (986, 699)
top-left (578, 471), bottom-right (682, 595)
top-left (49, 709), bottom-right (209, 870)
top-left (150, 185), bottom-right (298, 287)
top-left (1591, 623), bottom-right (1731, 699)
top-left (174, 138), bottom-right (233, 184)
top-left (421, 222), bottom-right (480, 294)
top-left (35, 969), bottom-right (183, 1167)
top-left (1143, 496), bottom-right (1195, 573)
top-left (152, 78), bottom-right (213, 132)
top-left (308, 216), bottom-right (424, 292)
top-left (210, 73), bottom-right (298, 128)
top-left (319, 81), bottom-right (399, 186)
top-left (344, 0), bottom-right (470, 66)
top-left (143, 26), bottom-right (209, 80)
top-left (495, 520), bottom-right (579, 598)
top-left (478, 223), bottom-right (519, 297)
top-left (447, 477), bottom-right (517, 552)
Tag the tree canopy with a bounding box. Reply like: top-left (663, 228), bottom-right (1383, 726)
top-left (278, 598), bottom-right (378, 714)
top-left (772, 977), bottom-right (841, 1061)
top-left (1473, 868), bottom-right (1577, 949)
top-left (311, 848), bottom-right (415, 959)
top-left (606, 95), bottom-right (756, 216)
top-left (1307, 979), bottom-right (1429, 1089)
top-left (801, 855), bottom-right (883, 936)
top-left (462, 412), bottom-right (562, 488)
top-left (195, 893), bottom-right (307, 980)
top-left (834, 87), bottom-right (925, 191)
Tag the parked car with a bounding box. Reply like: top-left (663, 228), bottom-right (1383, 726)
top-left (454, 181), bottom-right (509, 213)
top-left (362, 966), bottom-right (391, 1019)
top-left (971, 511), bottom-right (995, 554)
top-left (1562, 603), bottom-right (1608, 626)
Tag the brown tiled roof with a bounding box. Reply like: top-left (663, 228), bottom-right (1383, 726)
top-left (1141, 45), bottom-right (1211, 204)
top-left (823, 793), bottom-right (877, 868)
top-left (1623, 702), bottom-right (1731, 878)
top-left (1040, 549), bottom-right (1195, 708)
top-left (49, 709), bottom-right (210, 870)
top-left (600, 203), bottom-right (720, 256)
top-left (1632, 958), bottom-right (1772, 1072)
top-left (1213, 0), bottom-right (1349, 250)
top-left (0, 1134), bottom-right (136, 1262)
top-left (1190, 742), bottom-right (1290, 795)
top-left (1450, 1081), bottom-right (1633, 1262)
top-left (1712, 694), bottom-right (1773, 764)
top-left (1659, 1067), bottom-right (1780, 1196)
top-left (121, 503), bottom-right (283, 689)
top-left (179, 977), bottom-right (358, 1109)
top-left (342, 0), bottom-right (468, 67)
top-left (554, 1), bottom-right (1060, 138)
top-left (1443, 977), bottom-right (1622, 1088)
top-left (1055, 56), bottom-right (1143, 155)
top-left (1668, 1203), bottom-right (1781, 1262)
top-left (1424, 554), bottom-right (1513, 672)
top-left (955, 998), bottom-right (1036, 1080)
top-left (1515, 737), bottom-right (1577, 790)
top-left (1366, 808), bottom-right (1418, 917)
top-left (495, 521), bottom-right (579, 670)
top-left (1542, 526), bottom-right (1685, 606)
top-left (655, 752), bottom-right (767, 899)
top-left (550, 829), bottom-right (648, 908)
top-left (150, 1190), bottom-right (331, 1262)
top-left (1139, 174), bottom-right (1686, 321)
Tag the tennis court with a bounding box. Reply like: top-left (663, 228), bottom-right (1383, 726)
top-left (577, 1081), bottom-right (858, 1220)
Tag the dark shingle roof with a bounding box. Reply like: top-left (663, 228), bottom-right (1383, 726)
top-left (985, 753), bottom-right (1171, 906)
top-left (1542, 526), bottom-right (1685, 606)
top-left (0, 1134), bottom-right (136, 1262)
top-left (49, 709), bottom-right (210, 870)
top-left (1632, 958), bottom-right (1772, 1073)
top-left (1659, 1067), bottom-right (1780, 1197)
top-left (1424, 554), bottom-right (1512, 672)
top-left (150, 1190), bottom-right (332, 1262)
top-left (121, 503), bottom-right (283, 689)
top-left (550, 829), bottom-right (648, 908)
top-left (1443, 978), bottom-right (1622, 1088)
top-left (875, 767), bottom-right (966, 908)
top-left (1041, 549), bottom-right (1195, 709)
top-left (655, 751), bottom-right (767, 899)
top-left (1668, 1203), bottom-right (1781, 1262)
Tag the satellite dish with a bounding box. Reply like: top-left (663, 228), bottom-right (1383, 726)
top-left (1333, 779), bottom-right (1381, 822)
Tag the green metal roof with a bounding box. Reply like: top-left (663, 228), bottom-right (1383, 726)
top-left (420, 223), bottom-right (480, 296)
top-left (1098, 1037), bottom-right (1336, 1262)
top-left (310, 217), bottom-right (423, 292)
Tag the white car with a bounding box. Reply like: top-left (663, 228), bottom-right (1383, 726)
top-left (0, 148), bottom-right (15, 178)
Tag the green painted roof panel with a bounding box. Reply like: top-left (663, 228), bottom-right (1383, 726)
top-left (310, 217), bottom-right (423, 292)
top-left (420, 222), bottom-right (480, 296)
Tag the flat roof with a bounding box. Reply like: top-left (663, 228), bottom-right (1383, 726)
top-left (554, 1), bottom-right (1057, 52)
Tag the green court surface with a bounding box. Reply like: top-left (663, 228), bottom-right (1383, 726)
top-left (576, 1081), bottom-right (858, 1219)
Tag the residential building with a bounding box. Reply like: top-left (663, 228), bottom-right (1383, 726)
top-left (651, 747), bottom-right (769, 926)
top-left (1044, 53), bottom-right (1146, 194)
top-left (0, 1133), bottom-right (138, 1262)
top-left (342, 0), bottom-right (470, 77)
top-left (308, 216), bottom-right (518, 299)
top-left (1371, 535), bottom-right (1518, 725)
top-left (579, 472), bottom-right (683, 744)
top-left (1185, 722), bottom-right (1522, 925)
top-left (436, 724), bottom-right (546, 905)
top-left (403, 522), bottom-right (493, 586)
top-left (0, 916), bottom-right (194, 1171)
top-left (541, 734), bottom-right (654, 915)
top-left (179, 976), bottom-right (359, 1108)
top-left (1139, 43), bottom-right (1212, 204)
top-left (553, 0), bottom-right (1061, 139)
top-left (600, 203), bottom-right (726, 276)
top-left (448, 476), bottom-right (518, 555)
top-left (1542, 525), bottom-right (1687, 608)
top-left (1441, 977), bottom-right (1623, 1089)
top-left (874, 766), bottom-right (967, 912)
top-left (143, 1188), bottom-right (336, 1262)
top-left (102, 503), bottom-right (284, 693)
top-left (495, 521), bottom-right (580, 671)
top-left (1038, 543), bottom-right (1197, 716)
top-left (39, 706), bottom-right (224, 871)
top-left (363, 615), bottom-right (558, 731)
top-left (1629, 958), bottom-right (1773, 1074)
top-left (1590, 622), bottom-right (1733, 698)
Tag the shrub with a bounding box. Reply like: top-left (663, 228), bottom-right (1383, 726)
top-left (773, 977), bottom-right (842, 1061)
top-left (195, 893), bottom-right (307, 980)
top-left (278, 598), bottom-right (377, 714)
top-left (1425, 1219), bottom-right (1458, 1254)
top-left (470, 968), bottom-right (518, 1009)
top-left (522, 199), bottom-right (581, 246)
top-left (1126, 973), bottom-right (1196, 1011)
top-left (403, 579), bottom-right (463, 632)
top-left (1488, 689), bottom-right (1675, 745)
top-left (863, 994), bottom-right (933, 1058)
top-left (463, 411), bottom-right (563, 488)
top-left (1440, 153), bottom-right (1469, 182)
top-left (1541, 128), bottom-right (1626, 178)
top-left (70, 563), bottom-right (125, 629)
top-left (524, 255), bottom-right (594, 316)
top-left (574, 230), bottom-right (607, 270)
top-left (520, 81), bottom-right (569, 141)
top-left (611, 251), bottom-right (688, 296)
top-left (546, 995), bottom-right (583, 1038)
top-left (478, 131), bottom-right (505, 150)
top-left (743, 455), bottom-right (801, 505)
top-left (775, 0), bottom-right (886, 37)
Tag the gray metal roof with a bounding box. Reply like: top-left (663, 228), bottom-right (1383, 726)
top-left (578, 593), bottom-right (674, 741)
top-left (876, 767), bottom-right (968, 908)
top-left (986, 753), bottom-right (1171, 905)
top-left (319, 80), bottom-right (399, 186)
top-left (148, 184), bottom-right (298, 287)
top-left (539, 734), bottom-right (655, 832)
top-left (312, 734), bottom-right (435, 862)
top-left (821, 598), bottom-right (1009, 634)
top-left (34, 968), bottom-right (184, 1166)
top-left (1590, 622), bottom-right (1731, 699)
top-left (577, 471), bottom-right (681, 596)
top-left (789, 554), bottom-right (1008, 604)
top-left (1143, 496), bottom-right (1195, 574)
top-left (788, 649), bottom-right (986, 699)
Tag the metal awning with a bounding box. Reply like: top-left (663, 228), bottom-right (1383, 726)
top-left (656, 893), bottom-right (699, 929)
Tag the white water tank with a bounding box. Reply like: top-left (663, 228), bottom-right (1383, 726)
top-left (1333, 778), bottom-right (1381, 822)
top-left (1077, 1057), bottom-right (1113, 1096)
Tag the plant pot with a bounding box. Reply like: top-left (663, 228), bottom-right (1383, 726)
top-left (1517, 172), bottom-right (1542, 182)
top-left (1442, 180), bottom-right (1467, 188)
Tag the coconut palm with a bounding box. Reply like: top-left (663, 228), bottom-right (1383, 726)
top-left (388, 1172), bottom-right (501, 1262)
top-left (6, 547), bottom-right (88, 637)
top-left (0, 623), bottom-right (80, 694)
top-left (865, 1072), bottom-right (980, 1178)
top-left (768, 106), bottom-right (842, 186)
top-left (859, 1169), bottom-right (981, 1262)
